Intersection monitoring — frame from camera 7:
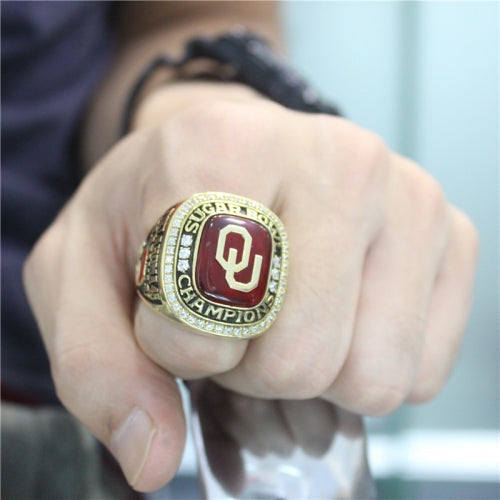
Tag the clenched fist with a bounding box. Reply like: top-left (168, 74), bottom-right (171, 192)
top-left (24, 82), bottom-right (478, 491)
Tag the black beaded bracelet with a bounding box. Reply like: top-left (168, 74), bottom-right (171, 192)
top-left (121, 28), bottom-right (341, 135)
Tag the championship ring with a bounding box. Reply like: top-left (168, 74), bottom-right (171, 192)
top-left (135, 192), bottom-right (288, 339)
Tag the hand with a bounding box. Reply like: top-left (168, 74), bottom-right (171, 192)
top-left (24, 83), bottom-right (478, 491)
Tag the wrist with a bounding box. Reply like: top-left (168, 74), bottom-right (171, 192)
top-left (123, 29), bottom-right (339, 136)
top-left (131, 80), bottom-right (263, 132)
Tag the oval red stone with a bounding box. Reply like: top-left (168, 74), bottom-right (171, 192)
top-left (195, 215), bottom-right (272, 307)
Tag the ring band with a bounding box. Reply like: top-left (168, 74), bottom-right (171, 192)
top-left (136, 192), bottom-right (288, 338)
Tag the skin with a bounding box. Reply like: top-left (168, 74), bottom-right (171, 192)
top-left (22, 2), bottom-right (478, 494)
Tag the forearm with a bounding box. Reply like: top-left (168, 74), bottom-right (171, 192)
top-left (81, 1), bottom-right (282, 170)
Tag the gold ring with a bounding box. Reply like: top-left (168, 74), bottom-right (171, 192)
top-left (136, 192), bottom-right (288, 338)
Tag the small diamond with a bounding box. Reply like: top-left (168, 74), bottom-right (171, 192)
top-left (225, 326), bottom-right (233, 335)
top-left (168, 293), bottom-right (176, 303)
top-left (170, 228), bottom-right (179, 236)
top-left (179, 247), bottom-right (190, 259)
top-left (273, 256), bottom-right (281, 268)
top-left (233, 328), bottom-right (242, 336)
top-left (167, 246), bottom-right (175, 255)
top-left (165, 255), bottom-right (174, 264)
top-left (172, 219), bottom-right (181, 228)
top-left (188, 315), bottom-right (196, 324)
top-left (165, 274), bottom-right (173, 283)
top-left (165, 265), bottom-right (173, 274)
top-left (215, 325), bottom-right (223, 334)
top-left (271, 268), bottom-right (280, 280)
top-left (177, 260), bottom-right (189, 272)
top-left (269, 281), bottom-right (277, 293)
top-left (180, 310), bottom-right (187, 319)
top-left (243, 327), bottom-right (250, 336)
top-left (196, 319), bottom-right (205, 329)
top-left (168, 237), bottom-right (176, 246)
top-left (166, 284), bottom-right (174, 292)
top-left (181, 235), bottom-right (193, 247)
top-left (206, 323), bottom-right (214, 331)
top-left (252, 325), bottom-right (259, 334)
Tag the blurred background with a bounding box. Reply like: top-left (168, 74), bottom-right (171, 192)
top-left (282, 1), bottom-right (499, 498)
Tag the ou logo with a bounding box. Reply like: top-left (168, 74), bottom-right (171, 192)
top-left (216, 224), bottom-right (263, 292)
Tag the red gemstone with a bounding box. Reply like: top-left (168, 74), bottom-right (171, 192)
top-left (195, 215), bottom-right (272, 307)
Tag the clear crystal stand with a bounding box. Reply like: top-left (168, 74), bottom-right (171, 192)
top-left (188, 381), bottom-right (376, 499)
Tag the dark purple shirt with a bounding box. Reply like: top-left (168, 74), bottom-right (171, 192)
top-left (2, 1), bottom-right (114, 403)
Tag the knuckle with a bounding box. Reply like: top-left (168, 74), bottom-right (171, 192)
top-left (253, 345), bottom-right (334, 399)
top-left (408, 374), bottom-right (443, 404)
top-left (184, 342), bottom-right (242, 375)
top-left (348, 320), bottom-right (422, 416)
top-left (332, 127), bottom-right (391, 220)
top-left (353, 373), bottom-right (409, 416)
top-left (409, 333), bottom-right (460, 405)
top-left (422, 175), bottom-right (447, 226)
top-left (135, 308), bottom-right (242, 377)
top-left (407, 168), bottom-right (448, 231)
top-left (455, 208), bottom-right (480, 257)
top-left (354, 131), bottom-right (390, 186)
top-left (362, 129), bottom-right (390, 164)
top-left (337, 351), bottom-right (413, 416)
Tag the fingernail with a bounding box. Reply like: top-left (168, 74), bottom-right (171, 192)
top-left (110, 407), bottom-right (157, 487)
